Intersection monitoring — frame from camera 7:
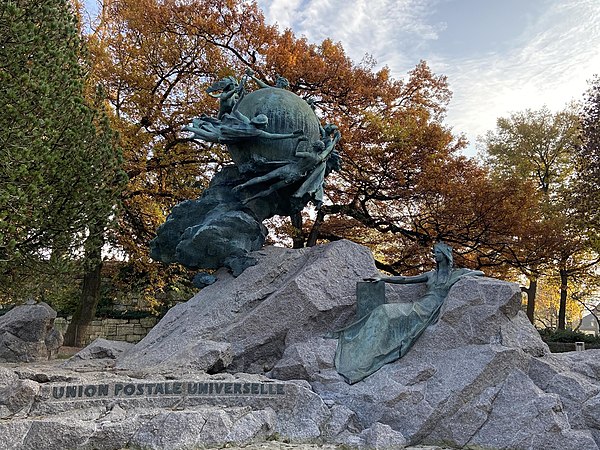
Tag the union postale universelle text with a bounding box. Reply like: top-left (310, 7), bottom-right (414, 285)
top-left (50, 381), bottom-right (285, 400)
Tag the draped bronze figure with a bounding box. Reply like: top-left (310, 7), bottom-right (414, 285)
top-left (330, 242), bottom-right (483, 384)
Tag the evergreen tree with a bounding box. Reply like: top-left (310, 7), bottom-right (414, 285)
top-left (0, 0), bottom-right (125, 302)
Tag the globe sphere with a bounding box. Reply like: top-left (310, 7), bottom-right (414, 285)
top-left (227, 88), bottom-right (321, 168)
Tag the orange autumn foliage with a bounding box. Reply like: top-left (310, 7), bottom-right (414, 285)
top-left (87, 0), bottom-right (547, 299)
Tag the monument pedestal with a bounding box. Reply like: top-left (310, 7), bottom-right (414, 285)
top-left (1, 240), bottom-right (600, 450)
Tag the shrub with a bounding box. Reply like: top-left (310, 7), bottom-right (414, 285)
top-left (540, 328), bottom-right (598, 344)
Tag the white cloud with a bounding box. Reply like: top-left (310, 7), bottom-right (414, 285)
top-left (258, 0), bottom-right (600, 156)
top-left (437, 0), bottom-right (600, 153)
top-left (258, 0), bottom-right (304, 31)
top-left (258, 0), bottom-right (443, 67)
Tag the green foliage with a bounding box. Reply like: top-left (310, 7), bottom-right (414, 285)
top-left (482, 105), bottom-right (599, 330)
top-left (539, 328), bottom-right (597, 344)
top-left (483, 106), bottom-right (580, 195)
top-left (0, 255), bottom-right (70, 304)
top-left (0, 0), bottom-right (125, 300)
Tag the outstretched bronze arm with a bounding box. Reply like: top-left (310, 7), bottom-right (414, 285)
top-left (364, 273), bottom-right (429, 284)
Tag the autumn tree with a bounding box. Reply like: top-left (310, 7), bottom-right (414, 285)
top-left (0, 0), bottom-right (124, 305)
top-left (85, 0), bottom-right (270, 304)
top-left (244, 30), bottom-right (545, 276)
top-left (87, 0), bottom-right (547, 312)
top-left (277, 57), bottom-right (537, 276)
top-left (534, 278), bottom-right (583, 330)
top-left (482, 106), bottom-right (598, 329)
top-left (247, 35), bottom-right (470, 263)
top-left (243, 42), bottom-right (521, 276)
top-left (250, 35), bottom-right (464, 259)
top-left (88, 0), bottom-right (449, 284)
top-left (574, 75), bottom-right (600, 246)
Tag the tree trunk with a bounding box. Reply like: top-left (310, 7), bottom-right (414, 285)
top-left (558, 268), bottom-right (569, 330)
top-left (63, 229), bottom-right (103, 347)
top-left (290, 213), bottom-right (304, 249)
top-left (523, 277), bottom-right (538, 324)
top-left (306, 208), bottom-right (326, 247)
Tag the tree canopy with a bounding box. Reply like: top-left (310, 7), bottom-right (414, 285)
top-left (85, 0), bottom-right (553, 294)
top-left (482, 105), bottom-right (599, 329)
top-left (574, 76), bottom-right (600, 245)
top-left (0, 0), bottom-right (125, 301)
top-left (3, 0), bottom-right (597, 335)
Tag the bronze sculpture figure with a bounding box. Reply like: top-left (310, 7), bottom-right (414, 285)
top-left (150, 69), bottom-right (341, 275)
top-left (329, 242), bottom-right (483, 384)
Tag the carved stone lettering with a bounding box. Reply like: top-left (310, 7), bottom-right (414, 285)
top-left (46, 381), bottom-right (286, 401)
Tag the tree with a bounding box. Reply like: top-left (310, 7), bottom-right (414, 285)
top-left (86, 0), bottom-right (286, 283)
top-left (0, 0), bottom-right (124, 305)
top-left (83, 0), bottom-right (235, 306)
top-left (88, 0), bottom-right (543, 293)
top-left (290, 59), bottom-right (542, 277)
top-left (571, 271), bottom-right (600, 332)
top-left (482, 106), bottom-right (599, 329)
top-left (561, 76), bottom-right (600, 334)
top-left (273, 56), bottom-right (461, 249)
top-left (534, 278), bottom-right (583, 330)
top-left (574, 75), bottom-right (600, 246)
top-left (88, 0), bottom-right (458, 288)
top-left (64, 85), bottom-right (128, 346)
top-left (484, 107), bottom-right (579, 195)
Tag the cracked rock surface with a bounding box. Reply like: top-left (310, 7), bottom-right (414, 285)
top-left (0, 302), bottom-right (63, 363)
top-left (2, 240), bottom-right (600, 449)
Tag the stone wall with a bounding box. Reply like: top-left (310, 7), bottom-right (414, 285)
top-left (54, 316), bottom-right (157, 346)
top-left (546, 341), bottom-right (600, 353)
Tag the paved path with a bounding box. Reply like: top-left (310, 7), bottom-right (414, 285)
top-left (222, 444), bottom-right (455, 450)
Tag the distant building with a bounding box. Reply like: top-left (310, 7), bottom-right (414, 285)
top-left (580, 312), bottom-right (600, 336)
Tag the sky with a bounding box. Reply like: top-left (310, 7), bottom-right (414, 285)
top-left (256, 0), bottom-right (600, 155)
